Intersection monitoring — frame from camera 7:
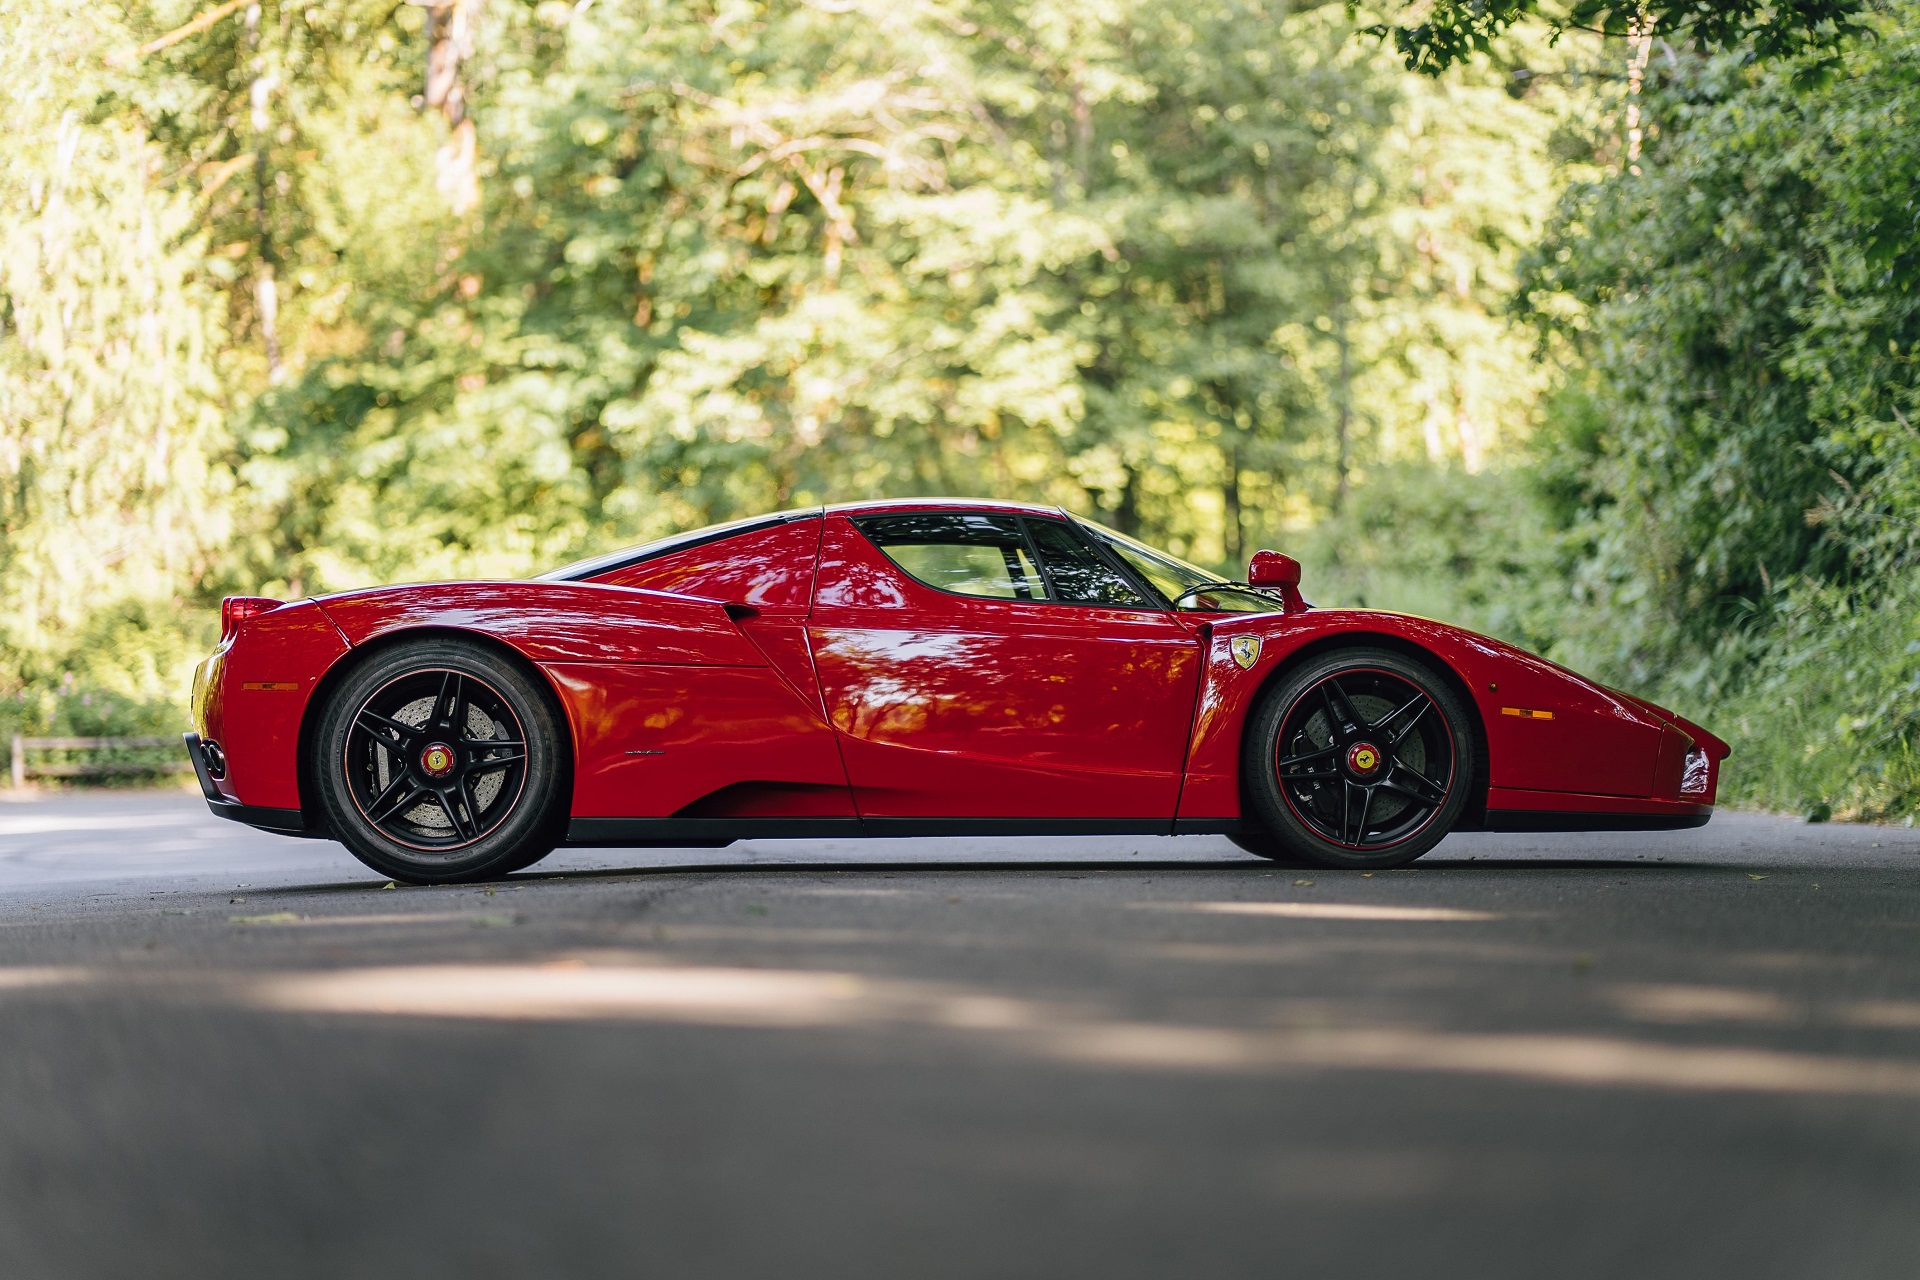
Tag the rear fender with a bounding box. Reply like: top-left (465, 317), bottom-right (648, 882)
top-left (316, 581), bottom-right (765, 667)
top-left (205, 600), bottom-right (352, 811)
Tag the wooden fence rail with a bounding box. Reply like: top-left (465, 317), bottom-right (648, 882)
top-left (9, 735), bottom-right (192, 788)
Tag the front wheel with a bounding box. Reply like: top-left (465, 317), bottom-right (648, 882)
top-left (1241, 647), bottom-right (1474, 869)
top-left (314, 638), bottom-right (567, 884)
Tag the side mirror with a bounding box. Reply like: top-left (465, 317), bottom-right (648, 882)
top-left (1247, 550), bottom-right (1306, 612)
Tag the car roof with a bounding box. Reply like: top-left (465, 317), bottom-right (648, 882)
top-left (828, 498), bottom-right (1069, 520)
top-left (542, 499), bottom-right (1077, 582)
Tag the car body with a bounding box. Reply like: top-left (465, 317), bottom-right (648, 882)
top-left (184, 499), bottom-right (1728, 876)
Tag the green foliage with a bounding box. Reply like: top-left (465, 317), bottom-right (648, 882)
top-left (0, 0), bottom-right (232, 728)
top-left (214, 0), bottom-right (1566, 587)
top-left (1291, 461), bottom-right (1568, 654)
top-left (1369, 0), bottom-right (1868, 76)
top-left (1519, 3), bottom-right (1920, 819)
top-left (1701, 579), bottom-right (1920, 821)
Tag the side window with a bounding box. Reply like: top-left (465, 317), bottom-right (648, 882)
top-left (859, 514), bottom-right (1048, 601)
top-left (1025, 519), bottom-right (1150, 606)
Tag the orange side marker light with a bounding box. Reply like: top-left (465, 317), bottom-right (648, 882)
top-left (242, 681), bottom-right (302, 692)
top-left (1500, 707), bottom-right (1554, 720)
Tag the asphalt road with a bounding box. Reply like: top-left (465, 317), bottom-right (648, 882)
top-left (1, 790), bottom-right (1917, 1279)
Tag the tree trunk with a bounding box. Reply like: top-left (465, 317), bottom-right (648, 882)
top-left (246, 2), bottom-right (281, 381)
top-left (1223, 440), bottom-right (1243, 569)
top-left (1333, 299), bottom-right (1351, 512)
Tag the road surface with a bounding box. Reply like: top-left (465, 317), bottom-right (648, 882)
top-left (0, 788), bottom-right (1916, 1278)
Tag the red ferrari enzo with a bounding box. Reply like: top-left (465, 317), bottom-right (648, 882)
top-left (184, 500), bottom-right (1728, 883)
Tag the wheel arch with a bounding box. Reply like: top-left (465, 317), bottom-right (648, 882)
top-left (294, 625), bottom-right (577, 836)
top-left (1239, 629), bottom-right (1490, 830)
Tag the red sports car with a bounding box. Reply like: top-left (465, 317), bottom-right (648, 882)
top-left (184, 500), bottom-right (1728, 883)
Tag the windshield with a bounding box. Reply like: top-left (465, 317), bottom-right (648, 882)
top-left (1072, 517), bottom-right (1214, 598)
top-left (1071, 516), bottom-right (1284, 614)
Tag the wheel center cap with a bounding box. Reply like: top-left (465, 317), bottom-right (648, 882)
top-left (420, 742), bottom-right (457, 778)
top-left (1346, 742), bottom-right (1382, 776)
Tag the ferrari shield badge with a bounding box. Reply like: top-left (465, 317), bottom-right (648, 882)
top-left (1229, 635), bottom-right (1261, 670)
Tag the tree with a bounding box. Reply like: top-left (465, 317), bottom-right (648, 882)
top-left (0, 0), bottom-right (231, 703)
top-left (1369, 0), bottom-right (1869, 76)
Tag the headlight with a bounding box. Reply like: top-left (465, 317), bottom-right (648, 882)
top-left (1680, 747), bottom-right (1711, 799)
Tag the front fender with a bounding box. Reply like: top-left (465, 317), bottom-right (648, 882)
top-left (1175, 610), bottom-right (1687, 821)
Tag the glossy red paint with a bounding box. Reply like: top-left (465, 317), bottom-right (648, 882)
top-left (195, 600), bottom-right (351, 809)
top-left (318, 581), bottom-right (763, 667)
top-left (1246, 550), bottom-right (1307, 613)
top-left (589, 516), bottom-right (823, 612)
top-left (1176, 609), bottom-right (1704, 821)
top-left (810, 514), bottom-right (1200, 818)
top-left (544, 662), bottom-right (849, 818)
top-left (191, 497), bottom-right (1726, 840)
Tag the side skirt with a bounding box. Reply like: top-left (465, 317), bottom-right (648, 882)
top-left (565, 817), bottom-right (1190, 845)
top-left (1481, 810), bottom-right (1712, 833)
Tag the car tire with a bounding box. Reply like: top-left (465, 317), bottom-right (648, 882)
top-left (1225, 830), bottom-right (1314, 866)
top-left (314, 637), bottom-right (568, 884)
top-left (1241, 646), bottom-right (1474, 870)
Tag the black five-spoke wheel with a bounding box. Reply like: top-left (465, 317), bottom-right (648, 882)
top-left (315, 638), bottom-right (567, 883)
top-left (1242, 647), bottom-right (1475, 869)
top-left (348, 668), bottom-right (528, 849)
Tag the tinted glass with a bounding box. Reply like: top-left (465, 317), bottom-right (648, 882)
top-left (1071, 515), bottom-right (1281, 613)
top-left (859, 514), bottom-right (1047, 601)
top-left (1073, 516), bottom-right (1215, 600)
top-left (1025, 519), bottom-right (1149, 606)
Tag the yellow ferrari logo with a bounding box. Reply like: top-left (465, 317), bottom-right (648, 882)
top-left (1352, 745), bottom-right (1378, 771)
top-left (1229, 635), bottom-right (1261, 670)
top-left (421, 744), bottom-right (455, 776)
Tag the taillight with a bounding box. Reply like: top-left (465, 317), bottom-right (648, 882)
top-left (221, 596), bottom-right (284, 640)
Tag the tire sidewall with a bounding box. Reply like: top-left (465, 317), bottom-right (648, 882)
top-left (315, 638), bottom-right (566, 883)
top-left (1242, 646), bottom-right (1474, 869)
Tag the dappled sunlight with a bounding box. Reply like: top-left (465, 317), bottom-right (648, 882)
top-left (0, 967), bottom-right (92, 990)
top-left (252, 963), bottom-right (877, 1027)
top-left (1604, 984), bottom-right (1799, 1026)
top-left (2, 956), bottom-right (1919, 1097)
top-left (1142, 902), bottom-right (1503, 922)
top-left (1041, 1024), bottom-right (1920, 1098)
top-left (1842, 1001), bottom-right (1920, 1030)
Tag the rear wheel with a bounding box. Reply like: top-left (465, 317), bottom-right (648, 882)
top-left (314, 638), bottom-right (566, 884)
top-left (1241, 647), bottom-right (1473, 869)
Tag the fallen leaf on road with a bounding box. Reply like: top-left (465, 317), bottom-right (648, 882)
top-left (1749, 874), bottom-right (1769, 881)
top-left (382, 882), bottom-right (397, 890)
top-left (229, 912), bottom-right (301, 926)
top-left (1294, 880), bottom-right (1314, 887)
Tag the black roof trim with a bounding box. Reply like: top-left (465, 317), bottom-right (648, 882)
top-left (538, 507), bottom-right (824, 583)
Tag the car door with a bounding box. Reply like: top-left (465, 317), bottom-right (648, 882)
top-left (565, 513), bottom-right (856, 820)
top-left (807, 511), bottom-right (1202, 822)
